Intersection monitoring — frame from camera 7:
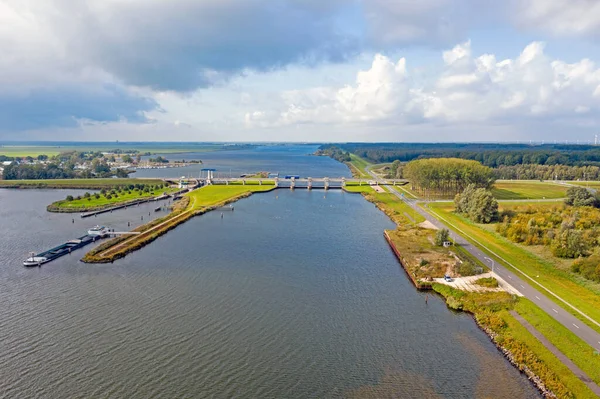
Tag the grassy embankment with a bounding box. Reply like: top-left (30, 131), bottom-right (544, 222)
top-left (82, 184), bottom-right (275, 263)
top-left (427, 201), bottom-right (600, 335)
top-left (346, 154), bottom-right (371, 179)
top-left (0, 178), bottom-right (166, 189)
top-left (47, 186), bottom-right (180, 213)
top-left (433, 284), bottom-right (599, 397)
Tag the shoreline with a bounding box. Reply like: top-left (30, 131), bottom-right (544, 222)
top-left (81, 186), bottom-right (277, 263)
top-left (338, 162), bottom-right (558, 398)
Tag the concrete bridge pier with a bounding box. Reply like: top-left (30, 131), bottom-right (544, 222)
top-left (291, 177), bottom-right (295, 190)
top-left (341, 177), bottom-right (346, 187)
top-left (324, 177), bottom-right (329, 191)
top-left (274, 177), bottom-right (279, 188)
top-left (308, 177), bottom-right (312, 190)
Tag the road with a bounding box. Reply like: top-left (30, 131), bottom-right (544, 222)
top-left (364, 166), bottom-right (600, 353)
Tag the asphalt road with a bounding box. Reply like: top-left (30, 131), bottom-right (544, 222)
top-left (364, 166), bottom-right (600, 353)
top-left (389, 186), bottom-right (600, 353)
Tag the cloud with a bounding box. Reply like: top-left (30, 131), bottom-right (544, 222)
top-left (41, 0), bottom-right (358, 92)
top-left (247, 41), bottom-right (600, 130)
top-left (512, 0), bottom-right (600, 37)
top-left (0, 84), bottom-right (158, 132)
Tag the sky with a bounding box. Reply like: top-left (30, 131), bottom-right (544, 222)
top-left (1, 0), bottom-right (600, 143)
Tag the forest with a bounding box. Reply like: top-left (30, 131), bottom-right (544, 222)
top-left (328, 143), bottom-right (600, 167)
top-left (403, 158), bottom-right (495, 197)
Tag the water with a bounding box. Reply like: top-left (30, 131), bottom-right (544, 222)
top-left (0, 147), bottom-right (540, 398)
top-left (133, 145), bottom-right (351, 179)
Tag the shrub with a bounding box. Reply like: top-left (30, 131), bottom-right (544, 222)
top-left (475, 277), bottom-right (499, 288)
top-left (84, 192), bottom-right (91, 198)
top-left (106, 194), bottom-right (112, 200)
top-left (66, 195), bottom-right (74, 201)
top-left (435, 228), bottom-right (450, 246)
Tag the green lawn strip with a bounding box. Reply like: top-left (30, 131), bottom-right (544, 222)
top-left (347, 154), bottom-right (371, 178)
top-left (0, 178), bottom-right (166, 189)
top-left (515, 298), bottom-right (600, 386)
top-left (568, 182), bottom-right (600, 188)
top-left (364, 191), bottom-right (425, 225)
top-left (223, 180), bottom-right (275, 186)
top-left (186, 184), bottom-right (274, 211)
top-left (426, 202), bottom-right (600, 333)
top-left (496, 310), bottom-right (596, 398)
top-left (387, 184), bottom-right (420, 200)
top-left (49, 187), bottom-right (180, 211)
top-left (432, 284), bottom-right (595, 397)
top-left (491, 181), bottom-right (568, 200)
top-left (343, 185), bottom-right (374, 193)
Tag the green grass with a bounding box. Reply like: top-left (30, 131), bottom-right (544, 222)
top-left (569, 181), bottom-right (600, 188)
top-left (515, 298), bottom-right (600, 386)
top-left (495, 310), bottom-right (596, 398)
top-left (432, 284), bottom-right (598, 397)
top-left (491, 181), bottom-right (568, 200)
top-left (348, 154), bottom-right (371, 178)
top-left (0, 178), bottom-right (166, 189)
top-left (186, 184), bottom-right (274, 211)
top-left (427, 202), bottom-right (600, 333)
top-left (0, 144), bottom-right (244, 157)
top-left (343, 184), bottom-right (374, 193)
top-left (51, 187), bottom-right (179, 210)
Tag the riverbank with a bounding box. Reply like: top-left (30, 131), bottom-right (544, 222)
top-left (0, 178), bottom-right (167, 189)
top-left (338, 171), bottom-right (599, 397)
top-left (82, 184), bottom-right (275, 263)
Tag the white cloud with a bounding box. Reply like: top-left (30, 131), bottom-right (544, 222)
top-left (513, 0), bottom-right (600, 37)
top-left (248, 41), bottom-right (600, 129)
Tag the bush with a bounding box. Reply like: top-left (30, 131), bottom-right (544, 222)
top-left (84, 192), bottom-right (91, 198)
top-left (66, 195), bottom-right (74, 201)
top-left (106, 194), bottom-right (112, 200)
top-left (571, 255), bottom-right (600, 282)
top-left (94, 193), bottom-right (100, 199)
top-left (435, 228), bottom-right (450, 246)
top-left (475, 277), bottom-right (499, 288)
top-left (565, 186), bottom-right (597, 207)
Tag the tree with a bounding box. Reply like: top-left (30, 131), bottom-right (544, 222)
top-left (435, 228), bottom-right (450, 246)
top-left (565, 186), bottom-right (596, 207)
top-left (551, 229), bottom-right (590, 258)
top-left (66, 195), bottom-right (74, 201)
top-left (455, 184), bottom-right (498, 223)
top-left (122, 154), bottom-right (133, 163)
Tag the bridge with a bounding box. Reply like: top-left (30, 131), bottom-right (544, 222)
top-left (196, 176), bottom-right (408, 189)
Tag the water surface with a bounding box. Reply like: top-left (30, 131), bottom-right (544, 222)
top-left (0, 185), bottom-right (539, 398)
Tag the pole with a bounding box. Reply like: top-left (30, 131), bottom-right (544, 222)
top-left (484, 257), bottom-right (494, 274)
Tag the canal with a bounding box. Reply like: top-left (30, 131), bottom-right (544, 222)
top-left (0, 147), bottom-right (540, 398)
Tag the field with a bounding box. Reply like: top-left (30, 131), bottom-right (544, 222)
top-left (569, 181), bottom-right (600, 188)
top-left (0, 178), bottom-right (166, 189)
top-left (427, 201), bottom-right (600, 333)
top-left (491, 181), bottom-right (568, 200)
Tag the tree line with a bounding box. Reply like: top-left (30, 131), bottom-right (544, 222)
top-left (494, 164), bottom-right (600, 180)
top-left (403, 158), bottom-right (495, 197)
top-left (323, 143), bottom-right (600, 167)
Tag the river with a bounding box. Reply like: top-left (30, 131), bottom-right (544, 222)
top-left (0, 146), bottom-right (539, 398)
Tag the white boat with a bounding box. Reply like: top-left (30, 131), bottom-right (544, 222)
top-left (23, 256), bottom-right (48, 267)
top-left (88, 225), bottom-right (109, 237)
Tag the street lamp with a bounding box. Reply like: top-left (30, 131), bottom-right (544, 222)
top-left (484, 257), bottom-right (494, 275)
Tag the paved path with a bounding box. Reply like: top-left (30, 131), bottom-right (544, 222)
top-left (362, 165), bottom-right (600, 354)
top-left (434, 272), bottom-right (522, 296)
top-left (511, 311), bottom-right (600, 397)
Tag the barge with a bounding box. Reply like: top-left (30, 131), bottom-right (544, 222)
top-left (23, 228), bottom-right (107, 267)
